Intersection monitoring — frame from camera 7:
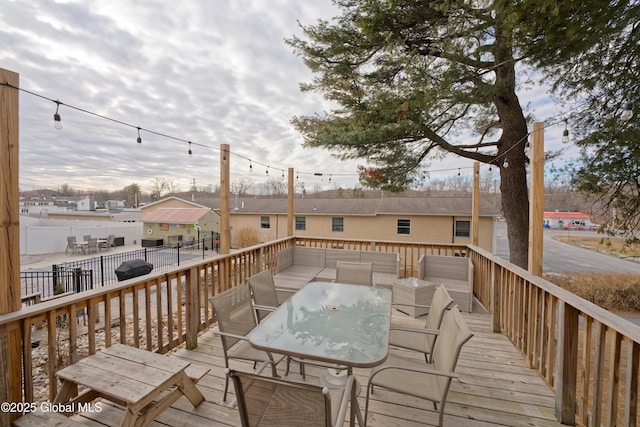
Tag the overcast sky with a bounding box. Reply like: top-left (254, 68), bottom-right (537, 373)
top-left (0, 1), bottom-right (577, 196)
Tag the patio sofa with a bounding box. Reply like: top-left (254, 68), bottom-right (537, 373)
top-left (417, 254), bottom-right (474, 312)
top-left (274, 246), bottom-right (400, 291)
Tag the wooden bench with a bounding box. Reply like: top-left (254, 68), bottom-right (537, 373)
top-left (417, 254), bottom-right (474, 312)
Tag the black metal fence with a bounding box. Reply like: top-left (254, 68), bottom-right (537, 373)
top-left (20, 237), bottom-right (219, 304)
top-left (20, 266), bottom-right (94, 301)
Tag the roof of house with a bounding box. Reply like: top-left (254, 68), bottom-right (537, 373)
top-left (140, 196), bottom-right (209, 211)
top-left (142, 207), bottom-right (213, 224)
top-left (197, 196), bottom-right (500, 217)
top-left (544, 211), bottom-right (591, 219)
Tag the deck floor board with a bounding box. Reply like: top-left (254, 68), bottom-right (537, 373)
top-left (70, 304), bottom-right (564, 426)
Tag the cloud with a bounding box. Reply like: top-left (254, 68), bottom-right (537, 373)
top-left (0, 1), bottom-right (568, 195)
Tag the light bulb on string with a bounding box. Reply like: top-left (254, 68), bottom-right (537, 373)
top-left (188, 141), bottom-right (192, 156)
top-left (53, 101), bottom-right (63, 130)
top-left (457, 168), bottom-right (461, 177)
top-left (249, 161), bottom-right (253, 172)
top-left (621, 102), bottom-right (634, 121)
top-left (329, 174), bottom-right (332, 182)
top-left (503, 158), bottom-right (509, 168)
top-left (561, 119), bottom-right (569, 144)
top-left (136, 127), bottom-right (142, 145)
top-left (266, 166), bottom-right (269, 175)
top-left (488, 165), bottom-right (492, 173)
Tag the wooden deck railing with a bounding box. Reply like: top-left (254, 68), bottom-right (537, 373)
top-left (2, 237), bottom-right (639, 426)
top-left (469, 245), bottom-right (640, 427)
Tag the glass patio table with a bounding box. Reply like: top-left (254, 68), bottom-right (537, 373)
top-left (249, 281), bottom-right (392, 368)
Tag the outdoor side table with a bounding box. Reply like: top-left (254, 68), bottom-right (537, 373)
top-left (393, 277), bottom-right (435, 317)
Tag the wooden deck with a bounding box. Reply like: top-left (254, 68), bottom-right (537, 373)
top-left (60, 304), bottom-right (564, 426)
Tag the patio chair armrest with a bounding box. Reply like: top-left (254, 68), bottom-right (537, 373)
top-left (211, 328), bottom-right (250, 342)
top-left (274, 287), bottom-right (297, 296)
top-left (253, 304), bottom-right (277, 313)
top-left (392, 302), bottom-right (431, 309)
top-left (389, 325), bottom-right (440, 336)
top-left (370, 364), bottom-right (459, 381)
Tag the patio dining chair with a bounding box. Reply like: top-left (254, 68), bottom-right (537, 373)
top-left (246, 269), bottom-right (295, 322)
top-left (227, 362), bottom-right (358, 427)
top-left (365, 306), bottom-right (473, 427)
top-left (335, 261), bottom-right (373, 286)
top-left (389, 285), bottom-right (455, 363)
top-left (86, 237), bottom-right (98, 254)
top-left (66, 236), bottom-right (79, 253)
top-left (246, 269), bottom-right (312, 378)
top-left (209, 285), bottom-right (284, 402)
top-left (99, 234), bottom-right (114, 251)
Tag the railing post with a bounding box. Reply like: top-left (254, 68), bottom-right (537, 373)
top-left (185, 266), bottom-right (200, 349)
top-left (73, 268), bottom-right (82, 293)
top-left (100, 255), bottom-right (105, 287)
top-left (491, 262), bottom-right (501, 333)
top-left (555, 301), bottom-right (578, 425)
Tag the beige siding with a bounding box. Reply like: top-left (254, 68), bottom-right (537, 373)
top-left (230, 213), bottom-right (495, 252)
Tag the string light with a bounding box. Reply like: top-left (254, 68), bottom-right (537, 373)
top-left (188, 141), bottom-right (192, 156)
top-left (621, 102), bottom-right (634, 121)
top-left (53, 100), bottom-right (63, 130)
top-left (502, 158), bottom-right (509, 168)
top-left (457, 168), bottom-right (461, 176)
top-left (561, 119), bottom-right (569, 144)
top-left (4, 80), bottom-right (606, 188)
top-left (249, 160), bottom-right (253, 172)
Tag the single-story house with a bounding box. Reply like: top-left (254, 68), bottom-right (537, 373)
top-left (140, 197), bottom-right (220, 246)
top-left (543, 211), bottom-right (597, 230)
top-left (200, 196), bottom-right (499, 252)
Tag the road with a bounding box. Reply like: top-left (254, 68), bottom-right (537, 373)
top-left (494, 221), bottom-right (640, 274)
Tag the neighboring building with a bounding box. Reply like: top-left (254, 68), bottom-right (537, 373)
top-left (76, 195), bottom-right (96, 211)
top-left (46, 210), bottom-right (141, 222)
top-left (201, 196), bottom-right (499, 252)
top-left (140, 197), bottom-right (221, 246)
top-left (105, 200), bottom-right (125, 212)
top-left (543, 211), bottom-right (597, 230)
top-left (19, 197), bottom-right (69, 217)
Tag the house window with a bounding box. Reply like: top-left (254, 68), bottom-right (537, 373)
top-left (332, 217), bottom-right (344, 232)
top-left (295, 216), bottom-right (306, 231)
top-left (397, 219), bottom-right (411, 235)
top-left (260, 216), bottom-right (270, 229)
top-left (455, 220), bottom-right (471, 237)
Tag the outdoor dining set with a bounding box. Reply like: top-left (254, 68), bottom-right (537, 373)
top-left (212, 260), bottom-right (474, 427)
top-left (65, 234), bottom-right (115, 254)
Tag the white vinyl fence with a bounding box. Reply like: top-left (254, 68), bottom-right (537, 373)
top-left (20, 216), bottom-right (143, 255)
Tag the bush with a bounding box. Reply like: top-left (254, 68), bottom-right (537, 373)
top-left (545, 272), bottom-right (640, 314)
top-left (233, 227), bottom-right (260, 248)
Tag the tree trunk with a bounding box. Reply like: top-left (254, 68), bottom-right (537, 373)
top-left (493, 27), bottom-right (530, 269)
top-left (500, 152), bottom-right (529, 269)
